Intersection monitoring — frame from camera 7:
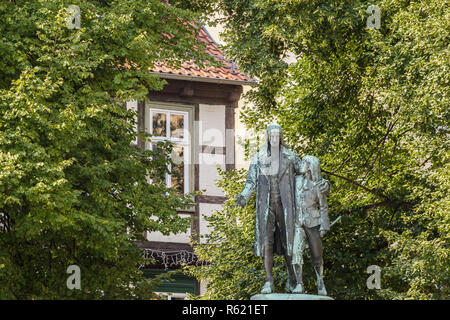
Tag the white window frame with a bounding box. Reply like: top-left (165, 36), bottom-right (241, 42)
top-left (148, 106), bottom-right (191, 195)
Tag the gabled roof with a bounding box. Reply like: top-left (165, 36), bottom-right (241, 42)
top-left (150, 26), bottom-right (256, 85)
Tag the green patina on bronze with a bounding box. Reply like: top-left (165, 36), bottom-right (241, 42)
top-left (236, 124), bottom-right (331, 296)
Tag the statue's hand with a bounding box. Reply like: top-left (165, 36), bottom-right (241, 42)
top-left (318, 179), bottom-right (330, 195)
top-left (320, 230), bottom-right (327, 238)
top-left (235, 193), bottom-right (246, 208)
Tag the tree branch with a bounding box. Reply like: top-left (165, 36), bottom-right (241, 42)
top-left (322, 169), bottom-right (389, 200)
top-left (322, 169), bottom-right (414, 209)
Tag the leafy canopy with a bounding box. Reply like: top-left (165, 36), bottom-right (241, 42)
top-left (0, 0), bottom-right (213, 299)
top-left (188, 0), bottom-right (449, 299)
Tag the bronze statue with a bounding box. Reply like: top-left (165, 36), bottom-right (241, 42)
top-left (235, 123), bottom-right (330, 295)
top-left (292, 155), bottom-right (330, 295)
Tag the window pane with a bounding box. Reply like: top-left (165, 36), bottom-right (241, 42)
top-left (152, 112), bottom-right (167, 137)
top-left (170, 114), bottom-right (184, 139)
top-left (170, 146), bottom-right (184, 193)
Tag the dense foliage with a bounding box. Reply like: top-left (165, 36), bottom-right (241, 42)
top-left (187, 0), bottom-right (449, 299)
top-left (0, 0), bottom-right (213, 299)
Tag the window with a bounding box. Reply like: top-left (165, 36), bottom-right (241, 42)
top-left (148, 106), bottom-right (191, 194)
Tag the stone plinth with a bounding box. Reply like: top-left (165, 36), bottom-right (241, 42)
top-left (250, 293), bottom-right (333, 300)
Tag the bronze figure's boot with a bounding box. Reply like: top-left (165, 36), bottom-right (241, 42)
top-left (314, 265), bottom-right (327, 296)
top-left (284, 254), bottom-right (296, 293)
top-left (261, 253), bottom-right (274, 294)
top-left (261, 281), bottom-right (275, 294)
top-left (292, 264), bottom-right (304, 294)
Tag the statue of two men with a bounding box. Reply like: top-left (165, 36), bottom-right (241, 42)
top-left (235, 123), bottom-right (330, 295)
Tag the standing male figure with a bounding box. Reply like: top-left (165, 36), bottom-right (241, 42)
top-left (292, 155), bottom-right (330, 296)
top-left (235, 123), bottom-right (329, 294)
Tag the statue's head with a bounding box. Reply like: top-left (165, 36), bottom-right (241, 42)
top-left (302, 155), bottom-right (322, 182)
top-left (266, 123), bottom-right (284, 150)
top-left (268, 126), bottom-right (281, 148)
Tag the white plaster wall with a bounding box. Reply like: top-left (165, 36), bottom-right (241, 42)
top-left (199, 203), bottom-right (222, 244)
top-left (146, 229), bottom-right (191, 243)
top-left (199, 104), bottom-right (226, 147)
top-left (234, 85), bottom-right (259, 170)
top-left (199, 153), bottom-right (225, 196)
top-left (198, 103), bottom-right (226, 197)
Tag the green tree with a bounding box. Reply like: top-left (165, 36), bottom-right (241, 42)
top-left (0, 0), bottom-right (213, 299)
top-left (187, 0), bottom-right (449, 299)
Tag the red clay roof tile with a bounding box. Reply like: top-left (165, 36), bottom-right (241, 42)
top-left (151, 26), bottom-right (255, 84)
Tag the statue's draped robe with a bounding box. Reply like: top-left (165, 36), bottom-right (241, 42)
top-left (240, 145), bottom-right (303, 257)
